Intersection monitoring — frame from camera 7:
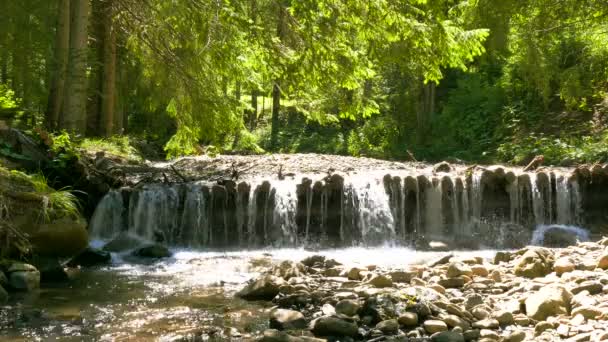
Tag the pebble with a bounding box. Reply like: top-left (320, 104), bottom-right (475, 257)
top-left (424, 320), bottom-right (448, 334)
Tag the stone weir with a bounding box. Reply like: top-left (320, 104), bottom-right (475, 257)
top-left (88, 160), bottom-right (608, 250)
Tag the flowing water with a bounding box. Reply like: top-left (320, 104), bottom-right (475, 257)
top-left (2, 167), bottom-right (593, 340)
top-left (2, 246), bottom-right (500, 341)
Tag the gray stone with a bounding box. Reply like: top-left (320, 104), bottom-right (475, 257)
top-left (375, 319), bottom-right (399, 335)
top-left (68, 247), bottom-right (112, 267)
top-left (335, 299), bottom-right (360, 317)
top-left (132, 244), bottom-right (172, 258)
top-left (465, 294), bottom-right (483, 310)
top-left (389, 270), bottom-right (416, 283)
top-left (432, 331), bottom-right (465, 342)
top-left (270, 309), bottom-right (307, 330)
top-left (7, 263), bottom-right (40, 291)
top-left (398, 312), bottom-right (418, 327)
top-left (494, 251), bottom-right (511, 264)
top-left (463, 329), bottom-right (480, 341)
top-left (237, 275), bottom-right (286, 300)
top-left (424, 320), bottom-right (448, 334)
top-left (310, 316), bottom-right (358, 337)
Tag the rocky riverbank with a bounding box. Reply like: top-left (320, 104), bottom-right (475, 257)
top-left (237, 238), bottom-right (608, 341)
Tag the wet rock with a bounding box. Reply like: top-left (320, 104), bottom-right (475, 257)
top-left (430, 254), bottom-right (454, 267)
top-left (434, 162), bottom-right (452, 173)
top-left (514, 247), bottom-right (554, 278)
top-left (103, 232), bottom-right (143, 252)
top-left (447, 263), bottom-right (473, 278)
top-left (30, 256), bottom-right (68, 282)
top-left (397, 312), bottom-right (418, 327)
top-left (270, 309), bottom-right (307, 330)
top-left (525, 285), bottom-right (572, 321)
top-left (26, 218), bottom-right (89, 258)
top-left (67, 247), bottom-right (112, 267)
top-left (503, 330), bottom-right (526, 342)
top-left (554, 257), bottom-right (575, 276)
top-left (321, 304), bottom-right (335, 316)
top-left (7, 263), bottom-right (40, 291)
top-left (335, 299), bottom-right (360, 317)
top-left (366, 274), bottom-right (393, 288)
top-left (310, 316), bottom-right (358, 337)
top-left (375, 319), bottom-right (399, 335)
top-left (432, 331), bottom-right (465, 342)
top-left (539, 225), bottom-right (585, 248)
top-left (237, 275), bottom-right (286, 300)
top-left (429, 241), bottom-right (450, 251)
top-left (260, 329), bottom-right (325, 342)
top-left (424, 320), bottom-right (448, 333)
top-left (132, 244), bottom-right (172, 258)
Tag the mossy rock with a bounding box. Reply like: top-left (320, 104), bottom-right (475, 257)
top-left (20, 217), bottom-right (89, 258)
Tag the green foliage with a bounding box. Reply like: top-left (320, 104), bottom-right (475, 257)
top-left (80, 136), bottom-right (143, 162)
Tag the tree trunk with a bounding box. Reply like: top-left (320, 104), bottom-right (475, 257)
top-left (62, 0), bottom-right (90, 134)
top-left (270, 3), bottom-right (285, 151)
top-left (232, 81), bottom-right (242, 149)
top-left (45, 0), bottom-right (70, 130)
top-left (1, 50), bottom-right (8, 85)
top-left (100, 0), bottom-right (117, 137)
top-left (249, 89), bottom-right (258, 130)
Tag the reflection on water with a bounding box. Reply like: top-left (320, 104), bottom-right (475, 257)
top-left (0, 247), bottom-right (496, 341)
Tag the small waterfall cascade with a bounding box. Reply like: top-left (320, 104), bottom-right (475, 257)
top-left (89, 166), bottom-right (593, 249)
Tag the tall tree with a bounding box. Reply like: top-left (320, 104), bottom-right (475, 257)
top-left (100, 0), bottom-right (117, 137)
top-left (62, 0), bottom-right (90, 133)
top-left (46, 0), bottom-right (70, 129)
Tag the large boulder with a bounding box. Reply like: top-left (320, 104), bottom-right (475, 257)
top-left (237, 275), bottom-right (286, 300)
top-left (514, 247), bottom-right (554, 278)
top-left (7, 262), bottom-right (40, 291)
top-left (310, 316), bottom-right (358, 337)
top-left (434, 162), bottom-right (452, 173)
top-left (525, 285), bottom-right (572, 321)
top-left (23, 218), bottom-right (89, 258)
top-left (132, 244), bottom-right (172, 258)
top-left (30, 256), bottom-right (68, 282)
top-left (68, 247), bottom-right (112, 267)
top-left (532, 225), bottom-right (589, 248)
top-left (103, 232), bottom-right (144, 252)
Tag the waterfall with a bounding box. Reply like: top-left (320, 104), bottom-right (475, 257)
top-left (89, 190), bottom-right (124, 239)
top-left (272, 179), bottom-right (298, 246)
top-left (347, 174), bottom-right (395, 243)
top-left (424, 178), bottom-right (444, 240)
top-left (88, 165), bottom-right (591, 250)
